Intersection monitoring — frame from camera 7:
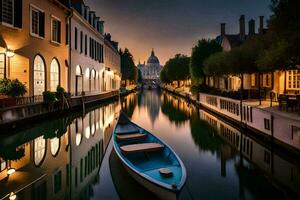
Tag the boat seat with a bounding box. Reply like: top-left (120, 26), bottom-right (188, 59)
top-left (120, 143), bottom-right (164, 155)
top-left (117, 133), bottom-right (146, 141)
top-left (115, 124), bottom-right (139, 135)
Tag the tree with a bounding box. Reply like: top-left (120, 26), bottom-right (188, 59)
top-left (120, 48), bottom-right (137, 85)
top-left (190, 39), bottom-right (222, 86)
top-left (137, 69), bottom-right (143, 84)
top-left (160, 67), bottom-right (170, 83)
top-left (163, 54), bottom-right (190, 87)
top-left (260, 0), bottom-right (300, 68)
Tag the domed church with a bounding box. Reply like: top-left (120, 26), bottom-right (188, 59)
top-left (137, 49), bottom-right (163, 81)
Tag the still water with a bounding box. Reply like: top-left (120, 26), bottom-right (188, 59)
top-left (0, 90), bottom-right (299, 200)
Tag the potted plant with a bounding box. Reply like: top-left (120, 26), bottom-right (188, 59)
top-left (0, 78), bottom-right (27, 107)
top-left (43, 91), bottom-right (56, 112)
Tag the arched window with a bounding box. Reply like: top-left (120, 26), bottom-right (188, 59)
top-left (76, 65), bottom-right (82, 76)
top-left (50, 59), bottom-right (60, 92)
top-left (34, 136), bottom-right (46, 166)
top-left (50, 137), bottom-right (60, 156)
top-left (33, 55), bottom-right (46, 96)
top-left (91, 69), bottom-right (95, 91)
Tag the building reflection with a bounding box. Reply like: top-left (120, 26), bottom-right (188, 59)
top-left (0, 101), bottom-right (120, 200)
top-left (197, 109), bottom-right (300, 198)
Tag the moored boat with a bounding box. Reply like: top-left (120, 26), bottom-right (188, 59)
top-left (113, 113), bottom-right (187, 200)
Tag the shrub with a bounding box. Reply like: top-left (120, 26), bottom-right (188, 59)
top-left (0, 78), bottom-right (27, 98)
top-left (43, 91), bottom-right (56, 104)
top-left (55, 85), bottom-right (66, 100)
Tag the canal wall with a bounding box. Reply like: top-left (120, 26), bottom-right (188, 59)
top-left (0, 91), bottom-right (119, 128)
top-left (161, 85), bottom-right (300, 154)
top-left (199, 93), bottom-right (300, 152)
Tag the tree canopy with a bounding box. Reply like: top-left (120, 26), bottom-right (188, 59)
top-left (258, 0), bottom-right (300, 69)
top-left (160, 54), bottom-right (190, 86)
top-left (190, 39), bottom-right (222, 84)
top-left (120, 48), bottom-right (138, 82)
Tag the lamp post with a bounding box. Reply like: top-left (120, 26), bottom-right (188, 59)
top-left (0, 49), bottom-right (15, 79)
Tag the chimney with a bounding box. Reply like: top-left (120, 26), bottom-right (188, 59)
top-left (221, 23), bottom-right (226, 36)
top-left (248, 19), bottom-right (255, 36)
top-left (259, 16), bottom-right (264, 34)
top-left (239, 15), bottom-right (245, 40)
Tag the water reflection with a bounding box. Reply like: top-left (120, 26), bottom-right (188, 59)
top-left (0, 101), bottom-right (120, 200)
top-left (124, 91), bottom-right (300, 200)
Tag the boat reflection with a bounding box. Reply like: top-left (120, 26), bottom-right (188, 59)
top-left (0, 101), bottom-right (120, 200)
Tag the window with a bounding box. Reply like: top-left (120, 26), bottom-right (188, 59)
top-left (51, 17), bottom-right (61, 43)
top-left (50, 137), bottom-right (60, 156)
top-left (50, 59), bottom-right (60, 91)
top-left (66, 24), bottom-right (69, 44)
top-left (85, 34), bottom-right (87, 55)
top-left (53, 171), bottom-right (62, 193)
top-left (2, 0), bottom-right (13, 25)
top-left (33, 55), bottom-right (45, 96)
top-left (30, 6), bottom-right (45, 38)
top-left (74, 27), bottom-right (78, 50)
top-left (264, 150), bottom-right (271, 164)
top-left (287, 70), bottom-right (300, 90)
top-left (0, 54), bottom-right (4, 79)
top-left (34, 136), bottom-right (46, 166)
top-left (80, 31), bottom-right (83, 53)
top-left (264, 118), bottom-right (270, 130)
top-left (0, 158), bottom-right (6, 172)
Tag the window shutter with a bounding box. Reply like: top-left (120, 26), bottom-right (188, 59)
top-left (0, 0), bottom-right (3, 22)
top-left (39, 11), bottom-right (45, 37)
top-left (58, 21), bottom-right (61, 43)
top-left (13, 0), bottom-right (22, 28)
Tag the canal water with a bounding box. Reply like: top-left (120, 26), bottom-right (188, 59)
top-left (0, 90), bottom-right (299, 200)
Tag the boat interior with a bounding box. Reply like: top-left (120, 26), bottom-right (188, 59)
top-left (115, 116), bottom-right (183, 187)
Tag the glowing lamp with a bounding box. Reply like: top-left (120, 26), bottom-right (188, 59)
top-left (7, 168), bottom-right (16, 175)
top-left (9, 192), bottom-right (17, 200)
top-left (5, 49), bottom-right (15, 58)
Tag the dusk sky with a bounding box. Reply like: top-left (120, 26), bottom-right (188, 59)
top-left (86, 0), bottom-right (272, 65)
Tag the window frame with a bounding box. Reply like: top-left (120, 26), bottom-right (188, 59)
top-left (50, 15), bottom-right (61, 44)
top-left (30, 4), bottom-right (45, 39)
top-left (1, 0), bottom-right (14, 27)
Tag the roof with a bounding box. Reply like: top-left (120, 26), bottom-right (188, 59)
top-left (147, 49), bottom-right (160, 64)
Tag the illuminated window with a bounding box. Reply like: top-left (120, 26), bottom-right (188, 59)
top-left (50, 59), bottom-right (60, 92)
top-left (34, 55), bottom-right (45, 95)
top-left (287, 70), bottom-right (300, 90)
top-left (0, 158), bottom-right (6, 172)
top-left (0, 54), bottom-right (4, 79)
top-left (50, 137), bottom-right (60, 156)
top-left (34, 136), bottom-right (46, 166)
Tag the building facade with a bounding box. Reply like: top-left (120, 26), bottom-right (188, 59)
top-left (0, 0), bottom-right (70, 96)
top-left (0, 0), bottom-right (121, 98)
top-left (137, 49), bottom-right (162, 82)
top-left (210, 15), bottom-right (300, 98)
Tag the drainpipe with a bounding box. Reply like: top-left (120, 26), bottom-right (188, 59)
top-left (67, 10), bottom-right (73, 95)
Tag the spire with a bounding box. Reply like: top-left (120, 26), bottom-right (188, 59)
top-left (151, 48), bottom-right (155, 56)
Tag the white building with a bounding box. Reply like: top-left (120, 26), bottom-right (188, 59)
top-left (137, 50), bottom-right (162, 81)
top-left (70, 0), bottom-right (121, 96)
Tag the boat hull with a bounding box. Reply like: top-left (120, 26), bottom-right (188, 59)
top-left (118, 154), bottom-right (177, 200)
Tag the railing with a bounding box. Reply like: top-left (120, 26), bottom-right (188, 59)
top-left (16, 95), bottom-right (44, 105)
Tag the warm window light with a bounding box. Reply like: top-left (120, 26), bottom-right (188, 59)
top-left (5, 49), bottom-right (15, 58)
top-left (7, 168), bottom-right (16, 175)
top-left (9, 192), bottom-right (17, 200)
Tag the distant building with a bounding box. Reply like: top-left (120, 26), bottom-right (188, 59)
top-left (137, 49), bottom-right (162, 82)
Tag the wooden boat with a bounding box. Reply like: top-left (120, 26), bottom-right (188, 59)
top-left (113, 113), bottom-right (187, 200)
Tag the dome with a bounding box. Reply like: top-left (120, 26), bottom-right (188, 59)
top-left (147, 49), bottom-right (160, 64)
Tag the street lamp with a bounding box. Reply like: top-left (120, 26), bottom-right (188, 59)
top-left (0, 49), bottom-right (15, 79)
